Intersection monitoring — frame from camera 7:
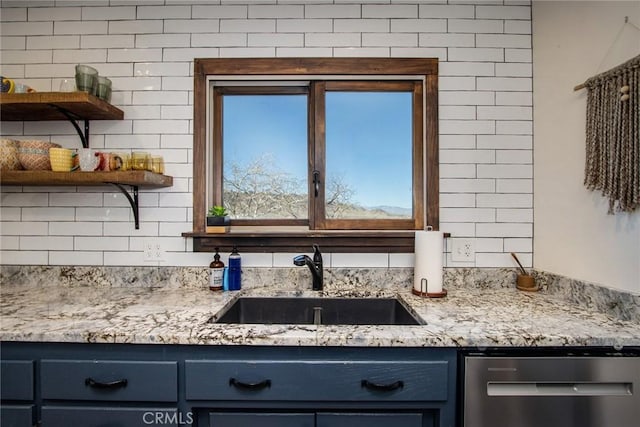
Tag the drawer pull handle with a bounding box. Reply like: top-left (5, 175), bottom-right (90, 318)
top-left (85, 377), bottom-right (128, 389)
top-left (361, 379), bottom-right (404, 392)
top-left (229, 378), bottom-right (272, 390)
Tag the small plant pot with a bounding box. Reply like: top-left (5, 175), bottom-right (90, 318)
top-left (206, 216), bottom-right (230, 227)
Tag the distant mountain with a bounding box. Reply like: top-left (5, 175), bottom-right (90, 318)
top-left (367, 205), bottom-right (412, 217)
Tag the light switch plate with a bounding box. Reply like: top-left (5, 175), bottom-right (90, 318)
top-left (451, 238), bottom-right (475, 262)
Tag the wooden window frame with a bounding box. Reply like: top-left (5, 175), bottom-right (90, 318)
top-left (187, 58), bottom-right (439, 252)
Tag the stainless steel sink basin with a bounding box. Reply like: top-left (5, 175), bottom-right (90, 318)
top-left (213, 297), bottom-right (422, 325)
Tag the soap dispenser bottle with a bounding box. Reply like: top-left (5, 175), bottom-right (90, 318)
top-left (228, 246), bottom-right (241, 291)
top-left (209, 248), bottom-right (225, 291)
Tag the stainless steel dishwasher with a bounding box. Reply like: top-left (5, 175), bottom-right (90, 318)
top-left (463, 352), bottom-right (640, 427)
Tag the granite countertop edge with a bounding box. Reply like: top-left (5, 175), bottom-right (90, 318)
top-left (2, 282), bottom-right (639, 348)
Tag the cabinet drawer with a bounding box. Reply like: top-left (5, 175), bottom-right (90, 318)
top-left (0, 404), bottom-right (34, 427)
top-left (317, 413), bottom-right (424, 427)
top-left (42, 406), bottom-right (181, 427)
top-left (41, 360), bottom-right (177, 402)
top-left (186, 360), bottom-right (448, 401)
top-left (210, 412), bottom-right (314, 427)
top-left (1, 361), bottom-right (34, 400)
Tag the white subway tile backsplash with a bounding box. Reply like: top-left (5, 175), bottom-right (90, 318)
top-left (477, 164), bottom-right (532, 179)
top-left (107, 48), bottom-right (162, 62)
top-left (439, 62), bottom-right (495, 77)
top-left (1, 222), bottom-right (48, 235)
top-left (54, 21), bottom-right (107, 35)
top-left (49, 193), bottom-right (102, 207)
top-left (477, 193), bottom-right (532, 208)
top-left (505, 20), bottom-right (531, 34)
top-left (53, 49), bottom-right (107, 64)
top-left (0, 250), bottom-right (48, 265)
top-left (476, 34), bottom-right (531, 49)
top-left (0, 0), bottom-right (533, 269)
top-left (476, 5), bottom-right (530, 20)
top-left (137, 5), bottom-right (191, 19)
top-left (0, 236), bottom-right (19, 250)
top-left (21, 236), bottom-right (73, 251)
top-left (136, 34), bottom-right (190, 48)
top-left (439, 134), bottom-right (475, 149)
top-left (1, 192), bottom-right (48, 207)
top-left (81, 6), bottom-right (135, 21)
top-left (305, 4), bottom-right (360, 19)
top-left (276, 18), bottom-right (332, 33)
top-left (390, 18), bottom-right (446, 33)
top-left (496, 208), bottom-right (533, 223)
top-left (418, 4), bottom-right (474, 18)
top-left (495, 91), bottom-right (532, 106)
top-left (496, 178), bottom-right (532, 193)
top-left (249, 5), bottom-right (303, 19)
top-left (0, 7), bottom-right (27, 22)
top-left (331, 253), bottom-right (388, 268)
top-left (441, 178), bottom-right (495, 193)
top-left (248, 33), bottom-right (302, 47)
top-left (108, 20), bottom-right (163, 35)
top-left (50, 251), bottom-right (103, 265)
top-left (477, 77), bottom-right (532, 91)
top-left (448, 19), bottom-right (503, 34)
top-left (477, 106), bottom-right (532, 120)
top-left (220, 19), bottom-right (275, 32)
top-left (163, 47), bottom-right (219, 61)
top-left (28, 7), bottom-right (80, 21)
top-left (0, 50), bottom-right (52, 64)
top-left (49, 222), bottom-right (102, 236)
top-left (496, 120), bottom-right (532, 135)
top-left (0, 36), bottom-right (26, 50)
top-left (504, 48), bottom-right (531, 62)
top-left (448, 48), bottom-right (504, 62)
top-left (192, 5), bottom-right (247, 19)
top-left (477, 135), bottom-right (532, 149)
top-left (496, 62), bottom-right (532, 77)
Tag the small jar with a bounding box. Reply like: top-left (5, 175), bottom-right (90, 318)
top-left (151, 156), bottom-right (164, 174)
top-left (131, 151), bottom-right (148, 171)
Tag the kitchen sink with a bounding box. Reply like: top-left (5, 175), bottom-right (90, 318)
top-left (213, 297), bottom-right (422, 326)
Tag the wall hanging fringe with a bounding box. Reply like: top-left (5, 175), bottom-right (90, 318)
top-left (583, 54), bottom-right (640, 213)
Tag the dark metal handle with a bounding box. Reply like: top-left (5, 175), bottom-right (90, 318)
top-left (85, 377), bottom-right (128, 389)
top-left (361, 379), bottom-right (404, 392)
top-left (313, 170), bottom-right (320, 197)
top-left (229, 378), bottom-right (272, 390)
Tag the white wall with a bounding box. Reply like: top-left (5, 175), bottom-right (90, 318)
top-left (532, 0), bottom-right (640, 293)
top-left (0, 0), bottom-right (533, 269)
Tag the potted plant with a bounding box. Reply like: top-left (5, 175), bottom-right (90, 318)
top-left (206, 205), bottom-right (230, 227)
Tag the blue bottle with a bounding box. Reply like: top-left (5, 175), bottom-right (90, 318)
top-left (228, 246), bottom-right (241, 291)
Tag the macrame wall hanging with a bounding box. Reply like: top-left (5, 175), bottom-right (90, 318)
top-left (574, 18), bottom-right (640, 214)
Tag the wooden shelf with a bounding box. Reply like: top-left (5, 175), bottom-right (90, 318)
top-left (1, 171), bottom-right (172, 230)
top-left (0, 170), bottom-right (172, 187)
top-left (183, 231), bottom-right (450, 253)
top-left (0, 91), bottom-right (123, 121)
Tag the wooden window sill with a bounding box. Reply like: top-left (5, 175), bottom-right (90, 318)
top-left (182, 230), bottom-right (450, 253)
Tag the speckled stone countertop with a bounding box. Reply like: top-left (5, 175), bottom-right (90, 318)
top-left (1, 266), bottom-right (638, 348)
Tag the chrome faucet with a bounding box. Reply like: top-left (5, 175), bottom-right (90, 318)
top-left (293, 244), bottom-right (323, 291)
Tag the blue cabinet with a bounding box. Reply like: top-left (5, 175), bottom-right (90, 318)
top-left (0, 342), bottom-right (457, 427)
top-left (1, 360), bottom-right (35, 427)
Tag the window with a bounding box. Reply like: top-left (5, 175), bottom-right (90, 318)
top-left (191, 59), bottom-right (439, 250)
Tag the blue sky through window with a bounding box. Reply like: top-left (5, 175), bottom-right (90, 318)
top-left (223, 91), bottom-right (413, 212)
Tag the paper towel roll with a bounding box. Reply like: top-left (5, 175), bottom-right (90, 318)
top-left (414, 230), bottom-right (444, 294)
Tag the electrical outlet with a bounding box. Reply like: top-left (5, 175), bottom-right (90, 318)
top-left (451, 238), bottom-right (475, 262)
top-left (143, 239), bottom-right (165, 262)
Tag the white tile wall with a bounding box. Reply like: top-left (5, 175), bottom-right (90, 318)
top-left (0, 0), bottom-right (533, 269)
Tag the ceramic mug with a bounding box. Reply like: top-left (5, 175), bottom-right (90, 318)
top-left (79, 148), bottom-right (99, 171)
top-left (49, 148), bottom-right (78, 172)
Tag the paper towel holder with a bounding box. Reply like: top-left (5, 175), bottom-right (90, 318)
top-left (412, 278), bottom-right (448, 298)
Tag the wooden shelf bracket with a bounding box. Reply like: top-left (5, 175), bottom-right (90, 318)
top-left (49, 103), bottom-right (90, 148)
top-left (107, 183), bottom-right (140, 229)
